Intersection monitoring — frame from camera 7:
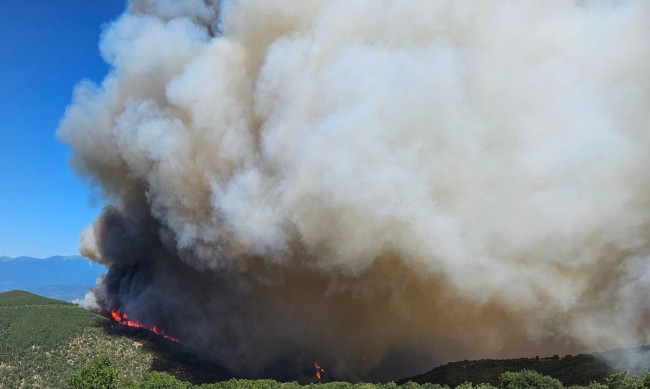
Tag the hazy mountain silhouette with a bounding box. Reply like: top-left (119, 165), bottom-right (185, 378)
top-left (0, 255), bottom-right (104, 301)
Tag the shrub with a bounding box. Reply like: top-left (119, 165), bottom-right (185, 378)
top-left (603, 371), bottom-right (644, 389)
top-left (137, 371), bottom-right (191, 389)
top-left (420, 384), bottom-right (450, 389)
top-left (499, 370), bottom-right (562, 389)
top-left (68, 356), bottom-right (119, 389)
top-left (567, 383), bottom-right (607, 389)
top-left (454, 383), bottom-right (497, 389)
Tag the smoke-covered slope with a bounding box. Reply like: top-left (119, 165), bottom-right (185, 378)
top-left (58, 0), bottom-right (650, 382)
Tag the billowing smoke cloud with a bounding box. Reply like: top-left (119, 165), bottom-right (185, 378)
top-left (58, 0), bottom-right (650, 382)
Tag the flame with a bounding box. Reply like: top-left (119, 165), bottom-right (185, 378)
top-left (109, 309), bottom-right (179, 343)
top-left (314, 362), bottom-right (326, 381)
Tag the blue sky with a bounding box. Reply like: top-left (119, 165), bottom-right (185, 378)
top-left (0, 1), bottom-right (126, 257)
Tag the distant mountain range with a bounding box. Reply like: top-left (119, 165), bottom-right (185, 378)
top-left (0, 255), bottom-right (105, 301)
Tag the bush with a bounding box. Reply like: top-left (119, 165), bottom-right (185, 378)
top-left (402, 382), bottom-right (451, 389)
top-left (69, 356), bottom-right (119, 389)
top-left (320, 383), bottom-right (356, 389)
top-left (454, 383), bottom-right (497, 389)
top-left (603, 371), bottom-right (644, 389)
top-left (421, 384), bottom-right (450, 389)
top-left (205, 379), bottom-right (285, 389)
top-left (137, 371), bottom-right (191, 389)
top-left (499, 370), bottom-right (563, 389)
top-left (567, 383), bottom-right (607, 389)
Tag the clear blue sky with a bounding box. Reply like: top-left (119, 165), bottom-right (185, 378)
top-left (0, 1), bottom-right (126, 258)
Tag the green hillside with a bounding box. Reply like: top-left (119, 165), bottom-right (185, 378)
top-left (401, 347), bottom-right (650, 388)
top-left (0, 290), bottom-right (229, 389)
top-left (0, 290), bottom-right (67, 306)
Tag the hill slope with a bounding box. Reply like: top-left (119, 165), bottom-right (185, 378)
top-left (402, 346), bottom-right (650, 387)
top-left (0, 290), bottom-right (230, 388)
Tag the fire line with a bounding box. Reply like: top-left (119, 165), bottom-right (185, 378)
top-left (110, 309), bottom-right (180, 343)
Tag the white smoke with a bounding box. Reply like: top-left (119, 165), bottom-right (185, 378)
top-left (58, 0), bottom-right (650, 381)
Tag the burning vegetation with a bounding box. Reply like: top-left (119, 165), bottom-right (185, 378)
top-left (109, 309), bottom-right (179, 343)
top-left (314, 362), bottom-right (327, 382)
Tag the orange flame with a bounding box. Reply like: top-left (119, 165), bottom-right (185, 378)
top-left (109, 309), bottom-right (179, 343)
top-left (314, 362), bottom-right (326, 381)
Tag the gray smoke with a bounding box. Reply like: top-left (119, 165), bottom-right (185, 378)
top-left (59, 0), bottom-right (650, 382)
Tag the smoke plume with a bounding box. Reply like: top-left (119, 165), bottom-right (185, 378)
top-left (58, 0), bottom-right (650, 382)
